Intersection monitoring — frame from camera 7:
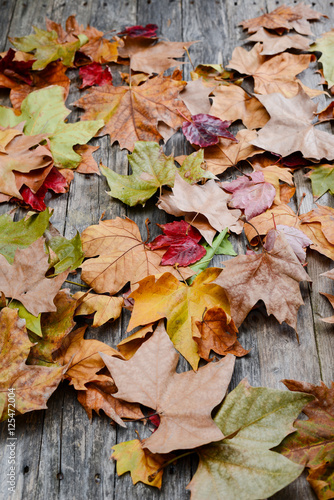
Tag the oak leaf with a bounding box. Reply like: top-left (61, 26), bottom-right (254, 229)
top-left (101, 321), bottom-right (236, 453)
top-left (210, 83), bottom-right (269, 129)
top-left (127, 268), bottom-right (231, 369)
top-left (214, 232), bottom-right (311, 329)
top-left (246, 28), bottom-right (311, 55)
top-left (0, 307), bottom-right (65, 421)
top-left (80, 216), bottom-right (193, 295)
top-left (0, 238), bottom-right (67, 317)
top-left (251, 86), bottom-right (334, 160)
top-left (74, 75), bottom-right (188, 151)
top-left (276, 380), bottom-right (334, 500)
top-left (187, 378), bottom-right (313, 500)
top-left (73, 292), bottom-right (123, 327)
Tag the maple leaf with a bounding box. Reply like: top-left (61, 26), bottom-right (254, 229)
top-left (118, 24), bottom-right (158, 38)
top-left (0, 125), bottom-right (52, 199)
top-left (187, 378), bottom-right (313, 500)
top-left (251, 86), bottom-right (334, 161)
top-left (112, 439), bottom-right (171, 489)
top-left (117, 323), bottom-right (155, 360)
top-left (79, 62), bottom-right (112, 89)
top-left (180, 79), bottom-right (215, 115)
top-left (316, 102), bottom-right (334, 123)
top-left (0, 307), bottom-right (65, 421)
top-left (214, 232), bottom-right (311, 330)
top-left (0, 86), bottom-right (104, 169)
top-left (73, 292), bottom-right (123, 327)
top-left (300, 205), bottom-right (334, 246)
top-left (101, 321), bottom-right (235, 453)
top-left (127, 268), bottom-right (231, 369)
top-left (228, 44), bottom-right (317, 98)
top-left (265, 226), bottom-right (312, 263)
top-left (158, 173), bottom-right (242, 244)
top-left (240, 3), bottom-right (325, 35)
top-left (210, 83), bottom-right (269, 130)
top-left (221, 171), bottom-right (276, 220)
top-left (74, 75), bottom-right (188, 151)
top-left (194, 306), bottom-right (248, 361)
top-left (0, 209), bottom-right (51, 263)
top-left (80, 216), bottom-right (193, 295)
top-left (246, 27), bottom-right (311, 55)
top-left (249, 153), bottom-right (294, 204)
top-left (10, 26), bottom-right (88, 70)
top-left (148, 220), bottom-right (206, 266)
top-left (182, 113), bottom-right (237, 147)
top-left (276, 380), bottom-right (334, 500)
top-left (45, 229), bottom-right (83, 274)
top-left (311, 30), bottom-right (334, 88)
top-left (0, 48), bottom-right (34, 85)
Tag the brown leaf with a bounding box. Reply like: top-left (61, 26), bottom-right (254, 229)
top-left (0, 238), bottom-right (67, 316)
top-left (117, 323), bottom-right (155, 359)
top-left (74, 75), bottom-right (189, 151)
top-left (80, 216), bottom-right (193, 295)
top-left (101, 321), bottom-right (236, 453)
top-left (316, 102), bottom-right (334, 123)
top-left (74, 144), bottom-right (100, 175)
top-left (73, 292), bottom-right (123, 327)
top-left (180, 79), bottom-right (215, 115)
top-left (0, 307), bottom-right (65, 421)
top-left (210, 83), bottom-right (269, 129)
top-left (246, 28), bottom-right (311, 55)
top-left (214, 232), bottom-right (311, 330)
top-left (158, 173), bottom-right (242, 244)
top-left (194, 307), bottom-right (249, 361)
top-left (300, 205), bottom-right (334, 245)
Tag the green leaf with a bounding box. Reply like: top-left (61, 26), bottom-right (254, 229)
top-left (187, 379), bottom-right (313, 500)
top-left (306, 164), bottom-right (334, 198)
top-left (2, 86), bottom-right (104, 169)
top-left (10, 26), bottom-right (88, 70)
top-left (178, 150), bottom-right (216, 184)
top-left (188, 228), bottom-right (236, 284)
top-left (310, 32), bottom-right (334, 88)
top-left (47, 232), bottom-right (84, 274)
top-left (101, 141), bottom-right (175, 206)
top-left (0, 209), bottom-right (52, 263)
top-left (8, 300), bottom-right (42, 336)
top-left (0, 106), bottom-right (22, 128)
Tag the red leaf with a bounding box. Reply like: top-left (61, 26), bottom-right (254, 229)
top-left (148, 409), bottom-right (161, 431)
top-left (19, 167), bottom-right (69, 211)
top-left (182, 113), bottom-right (237, 147)
top-left (148, 220), bottom-right (206, 266)
top-left (0, 48), bottom-right (34, 85)
top-left (222, 171), bottom-right (276, 220)
top-left (118, 24), bottom-right (158, 38)
top-left (79, 63), bottom-right (113, 89)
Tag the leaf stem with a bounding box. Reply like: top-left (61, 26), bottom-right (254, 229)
top-left (64, 280), bottom-right (90, 288)
top-left (183, 45), bottom-right (195, 71)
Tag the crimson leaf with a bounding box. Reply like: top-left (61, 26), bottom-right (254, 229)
top-left (118, 24), bottom-right (158, 38)
top-left (182, 113), bottom-right (237, 147)
top-left (79, 63), bottom-right (113, 89)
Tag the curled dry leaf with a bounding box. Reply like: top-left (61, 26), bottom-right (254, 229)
top-left (73, 292), bottom-right (123, 327)
top-left (246, 28), bottom-right (311, 55)
top-left (101, 321), bottom-right (236, 454)
top-left (80, 216), bottom-right (193, 295)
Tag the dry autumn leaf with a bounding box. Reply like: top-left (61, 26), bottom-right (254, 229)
top-left (320, 268), bottom-right (334, 323)
top-left (214, 232), bottom-right (311, 330)
top-left (80, 216), bottom-right (193, 295)
top-left (246, 28), bottom-right (311, 55)
top-left (73, 292), bottom-right (123, 327)
top-left (180, 78), bottom-right (215, 115)
top-left (73, 144), bottom-right (100, 175)
top-left (74, 75), bottom-right (189, 151)
top-left (300, 205), bottom-right (334, 246)
top-left (101, 321), bottom-right (236, 453)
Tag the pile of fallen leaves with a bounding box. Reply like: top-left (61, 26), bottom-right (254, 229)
top-left (0, 5), bottom-right (334, 499)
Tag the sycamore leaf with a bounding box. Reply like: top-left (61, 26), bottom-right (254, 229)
top-left (73, 292), bottom-right (123, 327)
top-left (228, 44), bottom-right (317, 98)
top-left (80, 216), bottom-right (193, 295)
top-left (306, 165), bottom-right (334, 198)
top-left (0, 307), bottom-right (65, 421)
top-left (101, 321), bottom-right (235, 453)
top-left (10, 26), bottom-right (88, 70)
top-left (148, 220), bottom-right (206, 266)
top-left (210, 84), bottom-right (269, 129)
top-left (127, 268), bottom-right (231, 369)
top-left (46, 231), bottom-right (84, 274)
top-left (182, 113), bottom-right (237, 147)
top-left (187, 378), bottom-right (313, 500)
top-left (74, 75), bottom-right (189, 151)
top-left (79, 62), bottom-right (112, 89)
top-left (214, 232), bottom-right (311, 330)
top-left (251, 86), bottom-right (334, 161)
top-left (221, 171), bottom-right (276, 220)
top-left (112, 439), bottom-right (171, 489)
top-left (276, 380), bottom-right (334, 500)
top-left (311, 31), bottom-right (334, 88)
top-left (101, 141), bottom-right (175, 206)
top-left (0, 209), bottom-right (51, 263)
top-left (158, 173), bottom-right (242, 244)
top-left (0, 238), bottom-right (67, 317)
top-left (246, 27), bottom-right (311, 55)
top-left (194, 306), bottom-right (248, 361)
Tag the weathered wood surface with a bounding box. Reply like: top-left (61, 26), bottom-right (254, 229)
top-left (0, 0), bottom-right (333, 499)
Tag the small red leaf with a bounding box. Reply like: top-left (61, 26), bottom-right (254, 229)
top-left (148, 220), bottom-right (206, 266)
top-left (0, 48), bottom-right (34, 85)
top-left (182, 114), bottom-right (237, 147)
top-left (19, 167), bottom-right (69, 211)
top-left (118, 24), bottom-right (158, 38)
top-left (79, 63), bottom-right (113, 89)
